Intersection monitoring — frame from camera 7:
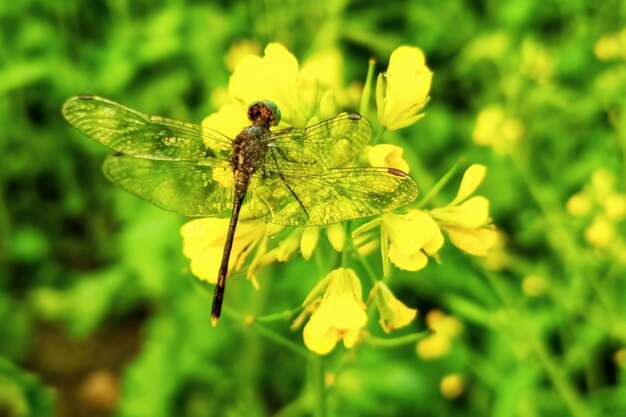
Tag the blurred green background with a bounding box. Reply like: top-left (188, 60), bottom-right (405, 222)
top-left (1, 0), bottom-right (626, 416)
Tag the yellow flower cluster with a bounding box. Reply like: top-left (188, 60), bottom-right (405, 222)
top-left (354, 164), bottom-right (497, 272)
top-left (182, 42), bottom-right (435, 292)
top-left (440, 374), bottom-right (465, 399)
top-left (429, 164), bottom-right (497, 256)
top-left (181, 43), bottom-right (354, 288)
top-left (416, 310), bottom-right (463, 359)
top-left (298, 268), bottom-right (417, 355)
top-left (177, 41), bottom-right (495, 359)
top-left (567, 168), bottom-right (626, 250)
top-left (594, 28), bottom-right (626, 61)
top-left (472, 105), bottom-right (524, 155)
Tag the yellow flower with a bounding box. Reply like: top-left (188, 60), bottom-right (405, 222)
top-left (353, 210), bottom-right (443, 272)
top-left (277, 224), bottom-right (347, 262)
top-left (367, 144), bottom-right (410, 173)
top-left (215, 42), bottom-right (347, 129)
top-left (376, 46), bottom-right (432, 130)
top-left (522, 274), bottom-right (548, 297)
top-left (383, 210), bottom-right (444, 271)
top-left (302, 268), bottom-right (367, 355)
top-left (566, 192), bottom-right (592, 217)
top-left (566, 168), bottom-right (626, 251)
top-left (440, 374), bottom-right (465, 399)
top-left (429, 164), bottom-right (497, 256)
top-left (416, 310), bottom-right (462, 360)
top-left (472, 105), bottom-right (524, 155)
top-left (180, 214), bottom-right (268, 285)
top-left (369, 281), bottom-right (417, 332)
top-left (615, 349), bottom-right (626, 367)
top-left (584, 215), bottom-right (614, 249)
top-left (520, 39), bottom-right (554, 84)
top-left (594, 29), bottom-right (626, 61)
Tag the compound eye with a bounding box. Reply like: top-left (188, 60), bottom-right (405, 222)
top-left (262, 100), bottom-right (281, 126)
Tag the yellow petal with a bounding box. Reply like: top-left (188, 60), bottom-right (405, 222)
top-left (438, 196), bottom-right (490, 228)
top-left (422, 226), bottom-right (444, 255)
top-left (326, 223), bottom-right (346, 252)
top-left (603, 194), bottom-right (626, 220)
top-left (584, 215), bottom-right (614, 248)
top-left (189, 246), bottom-right (222, 283)
top-left (566, 192), bottom-right (592, 217)
top-left (368, 144), bottom-right (410, 173)
top-left (202, 102), bottom-right (249, 139)
top-left (318, 89), bottom-right (338, 121)
top-left (324, 269), bottom-right (366, 329)
top-left (440, 374), bottom-right (465, 399)
top-left (450, 164), bottom-right (486, 205)
top-left (277, 229), bottom-right (303, 261)
top-left (300, 227), bottom-right (320, 260)
top-left (228, 43), bottom-right (300, 123)
top-left (303, 308), bottom-right (337, 355)
top-left (383, 211), bottom-right (439, 254)
top-left (416, 334), bottom-right (451, 359)
top-left (372, 282), bottom-right (418, 332)
top-left (445, 225), bottom-right (498, 256)
top-left (180, 218), bottom-right (225, 258)
top-left (388, 243), bottom-right (428, 271)
top-left (437, 316), bottom-right (464, 338)
top-left (341, 328), bottom-right (361, 348)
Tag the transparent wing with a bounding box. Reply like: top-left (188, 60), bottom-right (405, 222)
top-left (262, 113), bottom-right (372, 174)
top-left (63, 95), bottom-right (232, 161)
top-left (103, 154), bottom-right (234, 217)
top-left (248, 168), bottom-right (418, 226)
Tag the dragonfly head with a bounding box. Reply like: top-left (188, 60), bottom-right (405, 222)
top-left (248, 100), bottom-right (281, 127)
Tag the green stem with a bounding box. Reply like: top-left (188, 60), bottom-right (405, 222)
top-left (348, 235), bottom-right (379, 285)
top-left (255, 305), bottom-right (304, 323)
top-left (415, 158), bottom-right (463, 209)
top-left (360, 58), bottom-right (376, 117)
top-left (512, 157), bottom-right (619, 327)
top-left (372, 127), bottom-right (387, 145)
top-left (365, 331), bottom-right (430, 347)
top-left (310, 356), bottom-right (326, 417)
top-left (482, 269), bottom-right (595, 417)
top-left (223, 307), bottom-right (311, 359)
top-left (341, 221), bottom-right (350, 267)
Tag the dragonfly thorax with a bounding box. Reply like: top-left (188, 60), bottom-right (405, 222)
top-left (230, 124), bottom-right (270, 183)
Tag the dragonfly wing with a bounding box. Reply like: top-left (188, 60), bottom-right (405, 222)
top-left (103, 154), bottom-right (234, 217)
top-left (263, 113), bottom-right (372, 173)
top-left (63, 95), bottom-right (232, 161)
top-left (248, 168), bottom-right (418, 226)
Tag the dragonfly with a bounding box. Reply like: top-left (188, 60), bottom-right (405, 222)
top-left (62, 95), bottom-right (419, 325)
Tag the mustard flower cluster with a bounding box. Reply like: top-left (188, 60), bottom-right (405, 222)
top-left (179, 42), bottom-right (495, 355)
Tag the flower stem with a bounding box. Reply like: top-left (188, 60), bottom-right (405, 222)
top-left (223, 307), bottom-right (311, 358)
top-left (341, 221), bottom-right (350, 267)
top-left (482, 269), bottom-right (595, 417)
top-left (372, 127), bottom-right (387, 145)
top-left (255, 305), bottom-right (303, 323)
top-left (309, 356), bottom-right (326, 417)
top-left (360, 58), bottom-right (376, 118)
top-left (365, 330), bottom-right (430, 347)
top-left (347, 235), bottom-right (379, 285)
top-left (415, 158), bottom-right (463, 209)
